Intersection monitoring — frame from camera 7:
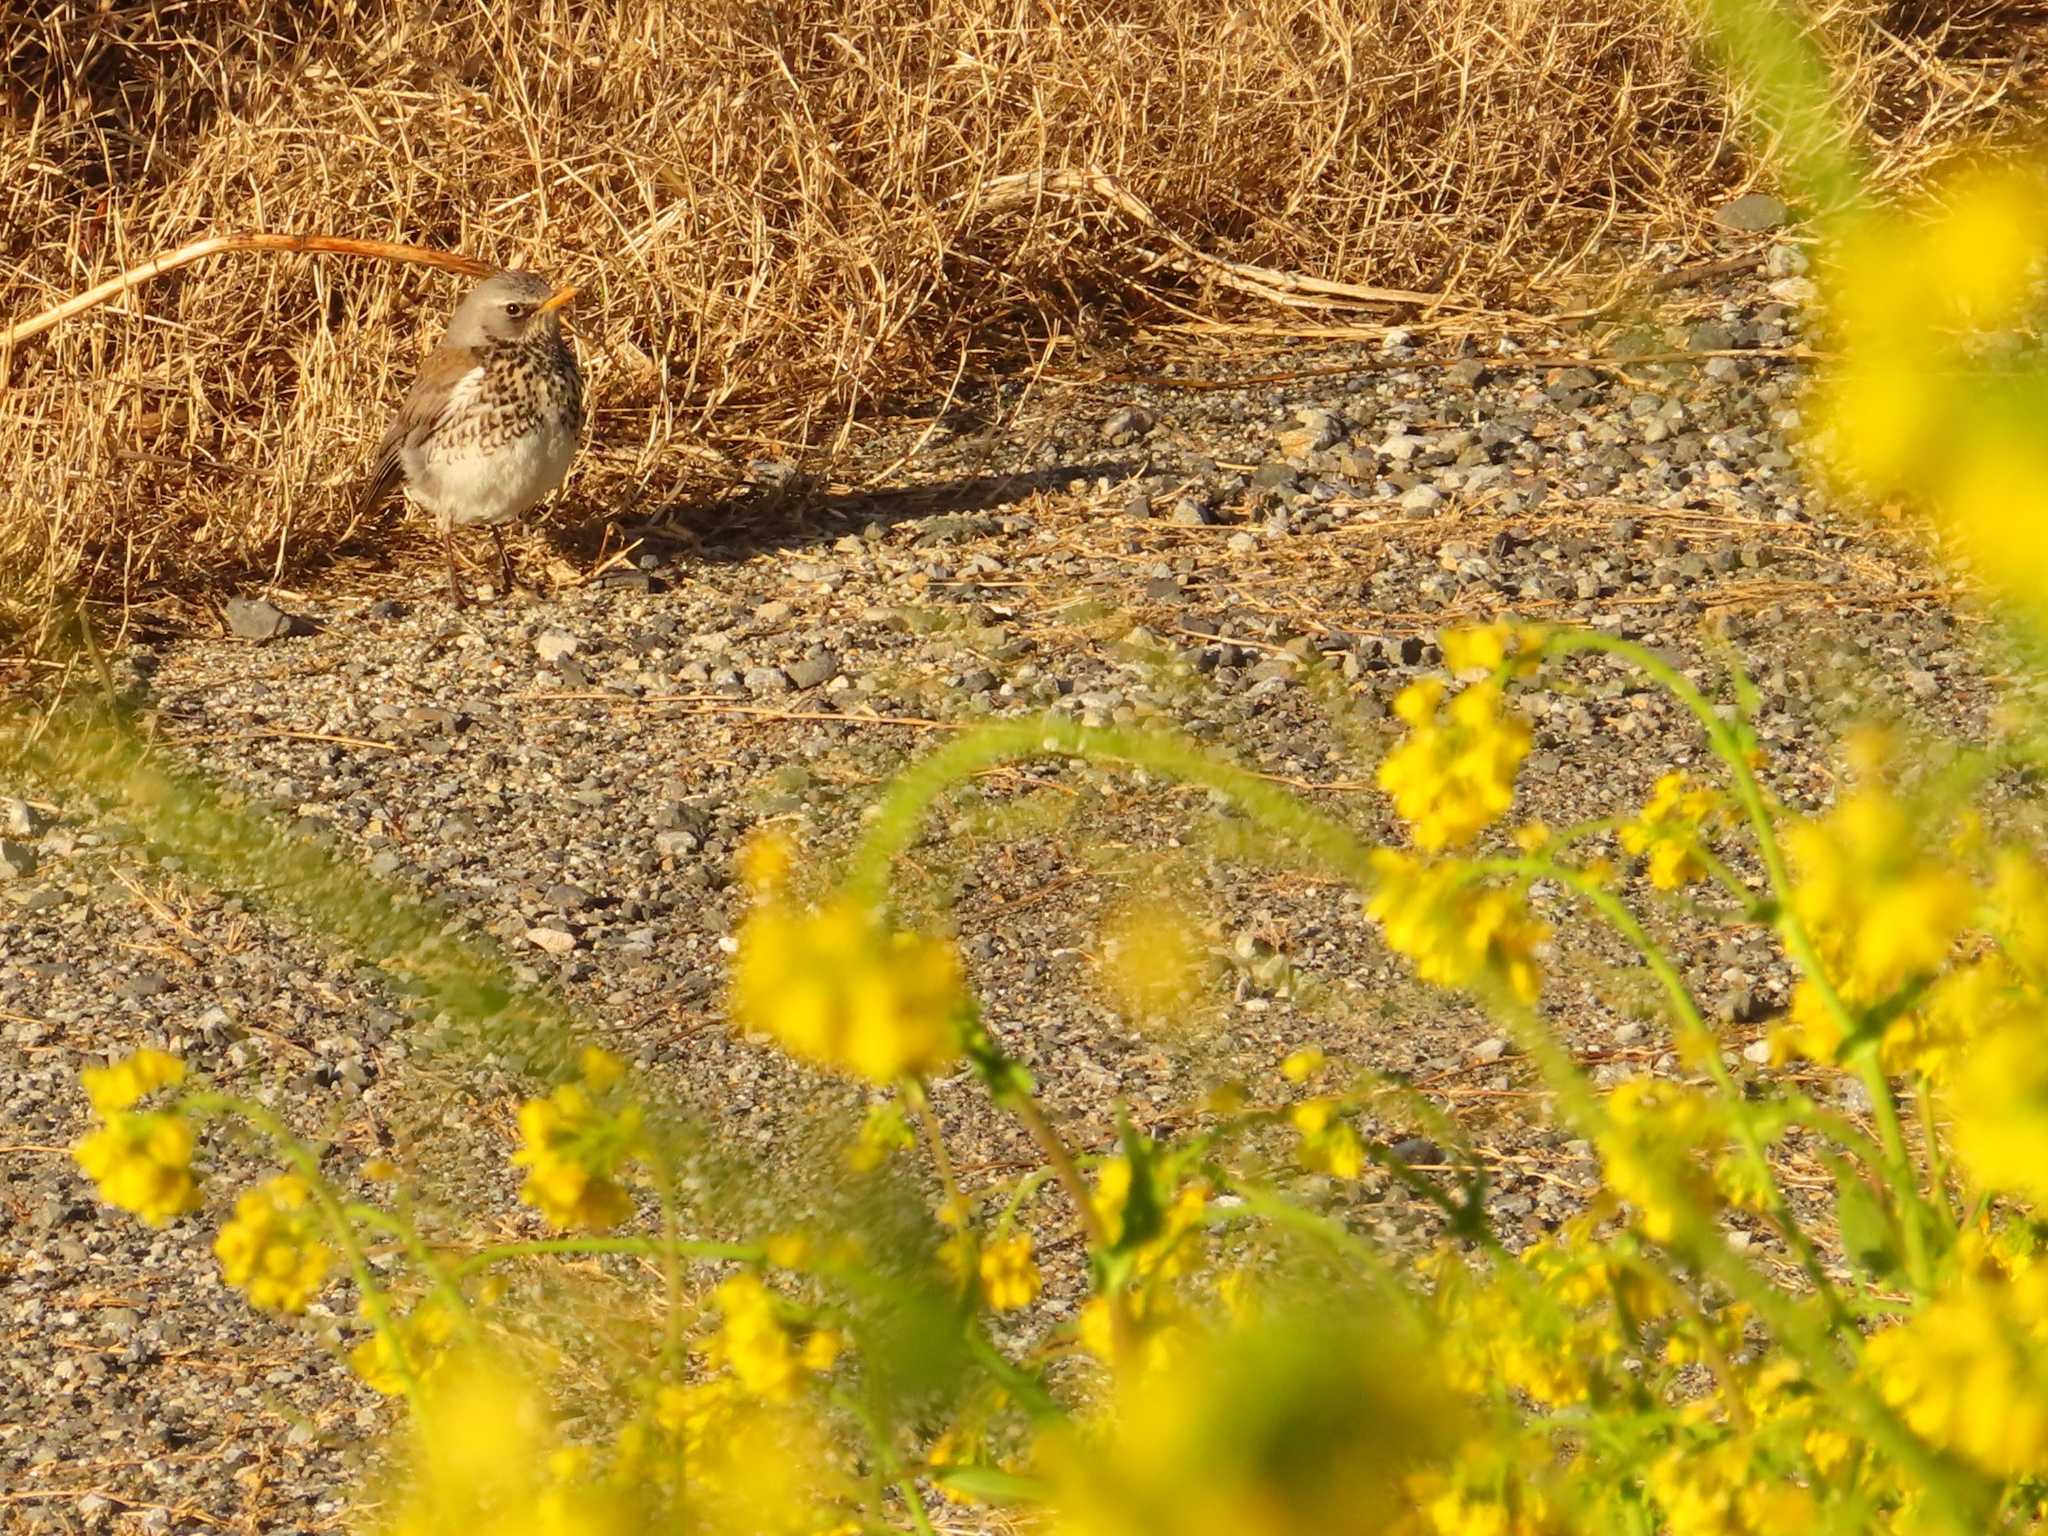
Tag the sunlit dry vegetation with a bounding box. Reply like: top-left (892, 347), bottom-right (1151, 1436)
top-left (0, 0), bottom-right (2033, 640)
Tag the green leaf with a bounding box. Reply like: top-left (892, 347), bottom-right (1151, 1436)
top-left (1834, 1174), bottom-right (1900, 1280)
top-left (930, 1464), bottom-right (1055, 1505)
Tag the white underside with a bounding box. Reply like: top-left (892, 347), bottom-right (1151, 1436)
top-left (401, 368), bottom-right (579, 530)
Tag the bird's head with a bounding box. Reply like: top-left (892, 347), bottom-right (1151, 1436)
top-left (445, 269), bottom-right (577, 347)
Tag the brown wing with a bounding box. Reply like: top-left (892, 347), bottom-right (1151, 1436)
top-left (356, 345), bottom-right (481, 516)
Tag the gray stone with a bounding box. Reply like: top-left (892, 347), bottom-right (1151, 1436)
top-left (1251, 461), bottom-right (1300, 492)
top-left (1473, 1036), bottom-right (1508, 1064)
top-left (1444, 358), bottom-right (1487, 389)
top-left (1399, 484), bottom-right (1445, 515)
top-left (1100, 405), bottom-right (1156, 440)
top-left (2, 798), bottom-right (50, 838)
top-left (1688, 320), bottom-right (1737, 352)
top-left (1169, 497), bottom-right (1214, 526)
top-left (743, 665), bottom-right (792, 694)
top-left (0, 839), bottom-right (36, 879)
top-left (535, 629), bottom-right (581, 663)
top-left (787, 652), bottom-right (840, 691)
top-left (1714, 192), bottom-right (1790, 232)
top-left (223, 597), bottom-right (296, 642)
top-left (525, 926), bottom-right (578, 956)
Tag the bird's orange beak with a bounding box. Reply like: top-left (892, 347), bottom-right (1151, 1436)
top-left (536, 284), bottom-right (578, 315)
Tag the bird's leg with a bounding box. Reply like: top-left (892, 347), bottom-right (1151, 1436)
top-left (443, 532), bottom-right (469, 608)
top-left (492, 526), bottom-right (518, 593)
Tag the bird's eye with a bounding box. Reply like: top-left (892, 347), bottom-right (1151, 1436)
top-left (504, 302), bottom-right (531, 319)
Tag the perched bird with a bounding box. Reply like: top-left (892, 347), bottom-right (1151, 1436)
top-left (357, 270), bottom-right (584, 605)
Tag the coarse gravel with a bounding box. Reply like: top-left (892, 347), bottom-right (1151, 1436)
top-left (2, 253), bottom-right (2022, 1531)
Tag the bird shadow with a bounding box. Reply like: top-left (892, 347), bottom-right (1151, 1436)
top-left (548, 458), bottom-right (1142, 582)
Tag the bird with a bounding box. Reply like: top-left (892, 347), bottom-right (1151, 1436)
top-left (357, 269), bottom-right (584, 605)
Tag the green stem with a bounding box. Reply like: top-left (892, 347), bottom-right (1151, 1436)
top-left (844, 715), bottom-right (1381, 907)
top-left (448, 1234), bottom-right (758, 1282)
top-left (1480, 856), bottom-right (1839, 1303)
top-left (1546, 630), bottom-right (1938, 1292)
top-left (185, 1093), bottom-right (418, 1399)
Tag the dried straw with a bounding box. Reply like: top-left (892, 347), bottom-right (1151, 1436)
top-left (0, 0), bottom-right (2034, 641)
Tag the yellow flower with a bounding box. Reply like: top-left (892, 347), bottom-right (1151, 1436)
top-left (1596, 1079), bottom-right (1725, 1245)
top-left (1616, 771), bottom-right (1722, 890)
top-left (1376, 680), bottom-right (1531, 851)
top-left (1949, 1018), bottom-right (2048, 1205)
top-left (511, 1080), bottom-right (642, 1232)
top-left (732, 897), bottom-right (968, 1083)
top-left (1865, 1266), bottom-right (2048, 1478)
top-left (72, 1110), bottom-right (200, 1227)
top-left (979, 1234), bottom-right (1043, 1310)
top-left (1778, 790), bottom-right (1972, 1063)
top-left (738, 826), bottom-right (798, 898)
top-left (81, 1047), bottom-right (185, 1115)
top-left (707, 1274), bottom-right (839, 1405)
top-left (1097, 902), bottom-right (1208, 1025)
top-left (348, 1296), bottom-right (461, 1395)
top-left (1368, 852), bottom-right (1545, 1003)
top-left (1439, 621), bottom-right (1548, 679)
top-left (1290, 1097), bottom-right (1364, 1179)
top-left (212, 1173), bottom-right (332, 1314)
top-left (1279, 1046), bottom-right (1325, 1082)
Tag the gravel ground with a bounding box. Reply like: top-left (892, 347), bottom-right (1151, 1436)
top-left (0, 250), bottom-right (2008, 1532)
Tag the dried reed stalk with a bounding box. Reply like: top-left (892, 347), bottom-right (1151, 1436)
top-left (0, 235), bottom-right (492, 355)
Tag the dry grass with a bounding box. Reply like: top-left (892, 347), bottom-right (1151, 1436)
top-left (0, 0), bottom-right (2036, 644)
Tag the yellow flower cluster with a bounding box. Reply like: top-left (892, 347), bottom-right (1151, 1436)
top-left (1617, 771), bottom-right (1722, 890)
top-left (1377, 680), bottom-right (1531, 852)
top-left (213, 1173), bottom-right (332, 1314)
top-left (1865, 1264), bottom-right (2048, 1479)
top-left (1950, 1013), bottom-right (2048, 1205)
top-left (1368, 852), bottom-right (1546, 1003)
top-left (512, 1048), bottom-right (644, 1231)
top-left (1814, 161), bottom-right (2048, 628)
top-left (72, 1048), bottom-right (200, 1227)
top-left (1595, 1079), bottom-right (1750, 1245)
top-left (979, 1234), bottom-right (1043, 1311)
top-left (349, 1296), bottom-right (463, 1395)
top-left (1439, 621), bottom-right (1549, 680)
top-left (1777, 790), bottom-right (1972, 1064)
top-left (732, 895), bottom-right (969, 1083)
top-left (707, 1274), bottom-right (839, 1402)
top-left (1643, 1439), bottom-right (1816, 1536)
top-left (1290, 1097), bottom-right (1364, 1179)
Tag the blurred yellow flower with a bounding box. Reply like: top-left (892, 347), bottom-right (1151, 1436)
top-left (1865, 1266), bottom-right (2048, 1479)
top-left (979, 1234), bottom-right (1043, 1310)
top-left (348, 1296), bottom-right (461, 1396)
top-left (732, 896), bottom-right (969, 1082)
top-left (512, 1081), bottom-right (641, 1231)
top-left (1377, 681), bottom-right (1531, 851)
top-left (73, 1110), bottom-right (200, 1227)
top-left (1596, 1079), bottom-right (1726, 1245)
top-left (1617, 771), bottom-right (1722, 890)
top-left (1290, 1097), bottom-right (1364, 1179)
top-left (213, 1173), bottom-right (332, 1314)
top-left (708, 1274), bottom-right (838, 1403)
top-left (81, 1046), bottom-right (185, 1115)
top-left (1368, 852), bottom-right (1545, 1003)
top-left (738, 826), bottom-right (798, 898)
top-left (1949, 1018), bottom-right (2048, 1205)
top-left (1097, 901), bottom-right (1208, 1025)
top-left (1779, 790), bottom-right (1971, 1063)
top-left (1280, 1046), bottom-right (1326, 1082)
top-left (1439, 621), bottom-right (1549, 679)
